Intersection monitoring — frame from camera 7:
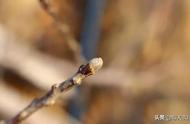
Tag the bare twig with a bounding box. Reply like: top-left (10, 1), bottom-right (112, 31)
top-left (1, 58), bottom-right (103, 124)
top-left (0, 81), bottom-right (81, 124)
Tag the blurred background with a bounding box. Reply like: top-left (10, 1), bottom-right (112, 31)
top-left (0, 0), bottom-right (190, 124)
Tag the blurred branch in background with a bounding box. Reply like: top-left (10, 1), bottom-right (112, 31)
top-left (1, 22), bottom-right (190, 100)
top-left (39, 0), bottom-right (83, 63)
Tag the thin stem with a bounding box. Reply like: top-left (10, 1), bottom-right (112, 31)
top-left (1, 58), bottom-right (103, 124)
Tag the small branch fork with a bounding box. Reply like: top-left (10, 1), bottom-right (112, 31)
top-left (1, 58), bottom-right (103, 124)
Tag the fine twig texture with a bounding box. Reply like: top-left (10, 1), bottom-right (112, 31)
top-left (0, 80), bottom-right (81, 124)
top-left (1, 58), bottom-right (103, 124)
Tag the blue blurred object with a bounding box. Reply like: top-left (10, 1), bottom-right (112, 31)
top-left (68, 0), bottom-right (106, 120)
top-left (81, 0), bottom-right (106, 60)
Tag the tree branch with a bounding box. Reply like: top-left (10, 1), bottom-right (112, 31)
top-left (0, 80), bottom-right (81, 124)
top-left (1, 58), bottom-right (103, 124)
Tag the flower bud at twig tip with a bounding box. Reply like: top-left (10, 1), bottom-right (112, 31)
top-left (89, 57), bottom-right (103, 73)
